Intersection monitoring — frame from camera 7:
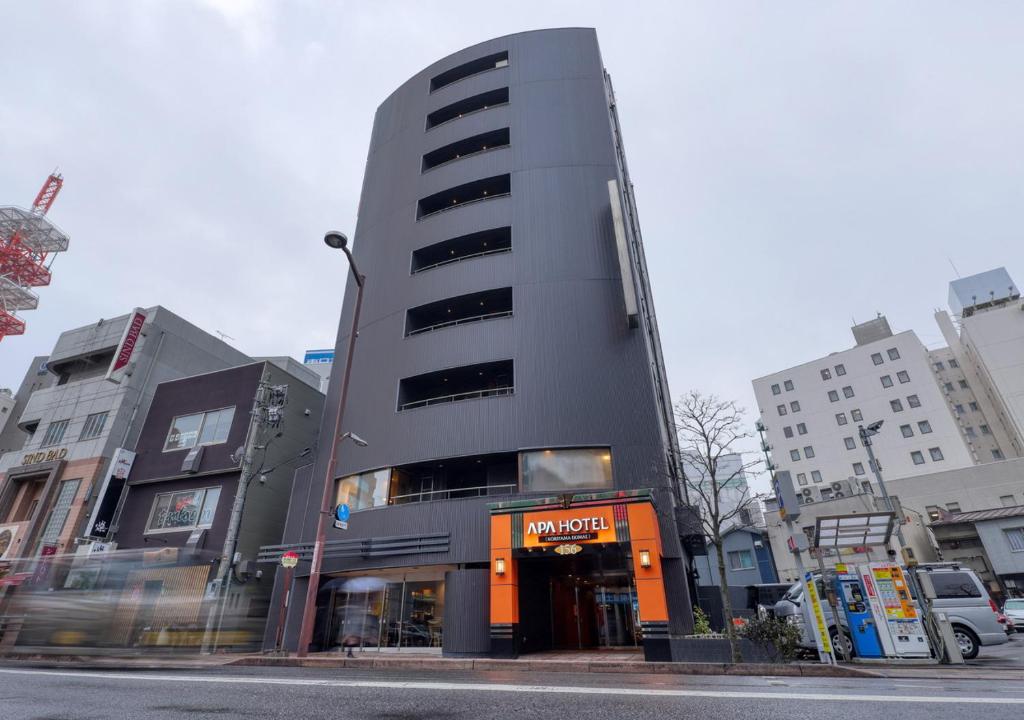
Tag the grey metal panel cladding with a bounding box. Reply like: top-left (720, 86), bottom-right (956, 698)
top-left (316, 497), bottom-right (492, 572)
top-left (443, 569), bottom-right (491, 656)
top-left (315, 28), bottom-right (671, 528)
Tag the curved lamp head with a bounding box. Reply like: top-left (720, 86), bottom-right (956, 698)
top-left (324, 231), bottom-right (349, 250)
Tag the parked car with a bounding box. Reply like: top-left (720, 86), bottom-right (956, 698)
top-left (911, 563), bottom-right (1008, 659)
top-left (772, 564), bottom-right (1007, 660)
top-left (1003, 598), bottom-right (1024, 632)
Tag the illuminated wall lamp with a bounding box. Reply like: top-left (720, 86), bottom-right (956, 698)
top-left (639, 549), bottom-right (652, 569)
top-left (495, 557), bottom-right (506, 575)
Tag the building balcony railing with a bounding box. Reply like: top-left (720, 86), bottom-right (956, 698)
top-left (389, 483), bottom-right (517, 505)
top-left (406, 310), bottom-right (512, 337)
top-left (412, 246), bottom-right (511, 274)
top-left (417, 191), bottom-right (510, 221)
top-left (398, 385), bottom-right (513, 411)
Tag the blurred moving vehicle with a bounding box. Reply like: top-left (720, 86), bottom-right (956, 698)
top-left (1003, 598), bottom-right (1024, 632)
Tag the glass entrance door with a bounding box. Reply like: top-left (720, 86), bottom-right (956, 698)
top-left (595, 581), bottom-right (638, 647)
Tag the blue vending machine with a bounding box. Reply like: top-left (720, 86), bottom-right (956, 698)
top-left (834, 569), bottom-right (883, 658)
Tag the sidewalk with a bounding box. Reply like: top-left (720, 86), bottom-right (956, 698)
top-left (3, 647), bottom-right (1023, 680)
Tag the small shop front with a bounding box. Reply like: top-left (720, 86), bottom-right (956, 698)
top-left (316, 566), bottom-right (451, 652)
top-left (489, 490), bottom-right (669, 659)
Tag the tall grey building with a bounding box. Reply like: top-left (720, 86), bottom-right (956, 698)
top-left (269, 28), bottom-right (696, 660)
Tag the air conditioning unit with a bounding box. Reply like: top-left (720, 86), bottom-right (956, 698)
top-left (831, 479), bottom-right (853, 498)
top-left (181, 445), bottom-right (205, 474)
top-left (800, 488), bottom-right (815, 503)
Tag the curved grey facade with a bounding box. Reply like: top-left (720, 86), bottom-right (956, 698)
top-left (271, 28), bottom-right (695, 658)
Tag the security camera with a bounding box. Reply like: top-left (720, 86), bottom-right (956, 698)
top-left (342, 431), bottom-right (368, 447)
top-left (867, 420), bottom-right (884, 433)
top-left (304, 408), bottom-right (311, 416)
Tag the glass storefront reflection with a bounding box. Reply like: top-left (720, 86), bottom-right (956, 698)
top-left (322, 571), bottom-right (445, 651)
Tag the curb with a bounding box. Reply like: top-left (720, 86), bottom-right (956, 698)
top-left (227, 655), bottom-right (876, 678)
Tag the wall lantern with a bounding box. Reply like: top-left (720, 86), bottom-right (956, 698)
top-left (495, 557), bottom-right (506, 575)
top-left (639, 549), bottom-right (652, 569)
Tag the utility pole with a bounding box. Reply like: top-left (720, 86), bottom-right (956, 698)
top-left (859, 422), bottom-right (950, 662)
top-left (200, 365), bottom-right (289, 654)
top-left (757, 422), bottom-right (834, 664)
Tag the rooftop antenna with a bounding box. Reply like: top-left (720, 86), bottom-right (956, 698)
top-left (215, 330), bottom-right (235, 342)
top-left (948, 258), bottom-right (961, 278)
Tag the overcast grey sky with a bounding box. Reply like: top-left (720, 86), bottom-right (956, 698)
top-left (2, 2), bottom-right (1022, 485)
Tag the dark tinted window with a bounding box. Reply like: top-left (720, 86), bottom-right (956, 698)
top-left (930, 572), bottom-right (981, 598)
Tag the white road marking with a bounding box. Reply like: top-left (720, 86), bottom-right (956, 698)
top-left (0, 668), bottom-right (1022, 705)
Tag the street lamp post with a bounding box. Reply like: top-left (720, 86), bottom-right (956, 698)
top-left (295, 231), bottom-right (365, 657)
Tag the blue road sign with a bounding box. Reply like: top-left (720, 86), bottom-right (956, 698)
top-left (335, 503), bottom-right (351, 523)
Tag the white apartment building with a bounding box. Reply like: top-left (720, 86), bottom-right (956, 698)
top-left (753, 316), bottom-right (973, 502)
top-left (765, 457), bottom-right (1024, 583)
top-left (935, 267), bottom-right (1024, 460)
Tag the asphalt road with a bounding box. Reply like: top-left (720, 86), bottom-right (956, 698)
top-left (2, 665), bottom-right (1024, 720)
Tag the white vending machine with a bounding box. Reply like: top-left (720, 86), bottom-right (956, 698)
top-left (858, 562), bottom-right (931, 659)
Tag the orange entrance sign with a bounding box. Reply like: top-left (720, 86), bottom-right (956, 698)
top-left (521, 506), bottom-right (617, 547)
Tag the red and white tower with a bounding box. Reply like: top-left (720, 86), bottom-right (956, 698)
top-left (0, 173), bottom-right (70, 342)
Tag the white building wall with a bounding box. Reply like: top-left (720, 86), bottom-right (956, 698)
top-left (957, 302), bottom-right (1024, 457)
top-left (753, 326), bottom-right (973, 502)
top-left (766, 458), bottom-right (1024, 582)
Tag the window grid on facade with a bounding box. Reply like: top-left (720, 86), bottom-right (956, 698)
top-left (803, 446), bottom-right (815, 459)
top-left (797, 472), bottom-right (807, 486)
top-left (881, 375), bottom-right (893, 388)
top-left (900, 424), bottom-right (913, 438)
top-left (835, 364), bottom-right (846, 376)
top-left (828, 390), bottom-right (839, 403)
top-left (836, 413), bottom-right (848, 426)
top-left (929, 447), bottom-right (944, 461)
top-left (790, 401), bottom-right (800, 413)
top-left (79, 412), bottom-right (108, 441)
top-left (811, 470), bottom-right (823, 484)
top-left (911, 451), bottom-right (925, 465)
top-left (842, 386), bottom-right (854, 399)
top-left (790, 449), bottom-right (800, 461)
top-left (887, 348), bottom-right (900, 360)
top-left (844, 437), bottom-right (856, 450)
top-left (40, 479), bottom-right (81, 544)
top-left (853, 462), bottom-right (865, 476)
top-left (897, 370), bottom-right (910, 384)
top-left (784, 380), bottom-right (794, 392)
top-left (949, 358), bottom-right (959, 368)
top-left (890, 399), bottom-right (904, 412)
top-left (41, 419), bottom-right (69, 448)
top-left (871, 353), bottom-right (884, 365)
top-left (851, 409), bottom-right (863, 422)
top-left (797, 423), bottom-right (807, 435)
top-left (907, 395), bottom-right (921, 408)
top-left (771, 384), bottom-right (781, 395)
top-left (1005, 528), bottom-right (1024, 552)
top-left (783, 426), bottom-right (793, 439)
top-left (777, 404), bottom-right (787, 416)
top-left (918, 420), bottom-right (933, 434)
top-left (820, 368), bottom-right (831, 381)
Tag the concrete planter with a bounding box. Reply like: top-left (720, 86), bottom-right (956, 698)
top-left (669, 637), bottom-right (779, 664)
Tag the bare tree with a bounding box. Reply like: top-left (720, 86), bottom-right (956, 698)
top-left (675, 390), bottom-right (763, 664)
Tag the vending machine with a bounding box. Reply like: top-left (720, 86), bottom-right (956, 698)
top-left (859, 562), bottom-right (931, 658)
top-left (834, 568), bottom-right (883, 658)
